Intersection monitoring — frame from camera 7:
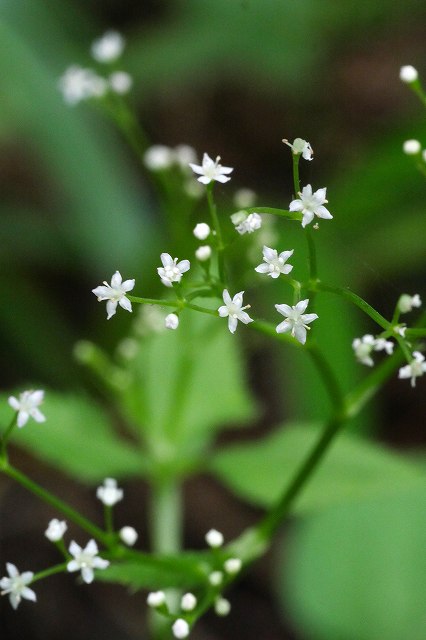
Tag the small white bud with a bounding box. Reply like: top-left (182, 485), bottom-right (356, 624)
top-left (400, 65), bottom-right (418, 83)
top-left (165, 313), bottom-right (179, 330)
top-left (398, 293), bottom-right (422, 313)
top-left (181, 592), bottom-right (197, 611)
top-left (224, 557), bottom-right (242, 574)
top-left (119, 526), bottom-right (138, 546)
top-left (205, 528), bottom-right (224, 548)
top-left (147, 591), bottom-right (166, 608)
top-left (214, 597), bottom-right (231, 617)
top-left (193, 222), bottom-right (211, 240)
top-left (403, 139), bottom-right (421, 155)
top-left (143, 145), bottom-right (175, 171)
top-left (208, 571), bottom-right (223, 586)
top-left (172, 618), bottom-right (190, 639)
top-left (45, 519), bottom-right (67, 542)
top-left (109, 71), bottom-right (132, 94)
top-left (91, 31), bottom-right (125, 63)
top-left (195, 245), bottom-right (212, 261)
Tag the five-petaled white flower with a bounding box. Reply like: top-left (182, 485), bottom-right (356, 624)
top-left (398, 351), bottom-right (426, 387)
top-left (157, 253), bottom-right (190, 287)
top-left (255, 246), bottom-right (294, 279)
top-left (96, 478), bottom-right (123, 507)
top-left (67, 540), bottom-right (109, 584)
top-left (8, 390), bottom-right (46, 428)
top-left (189, 153), bottom-right (233, 185)
top-left (283, 138), bottom-right (313, 161)
top-left (352, 334), bottom-right (394, 367)
top-left (275, 299), bottom-right (318, 344)
top-left (92, 271), bottom-right (135, 319)
top-left (91, 31), bottom-right (125, 63)
top-left (0, 563), bottom-right (36, 610)
top-left (231, 211), bottom-right (262, 235)
top-left (289, 184), bottom-right (333, 228)
top-left (218, 290), bottom-right (253, 334)
top-left (45, 519), bottom-right (68, 542)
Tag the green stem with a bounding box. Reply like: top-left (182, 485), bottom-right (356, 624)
top-left (244, 206), bottom-right (301, 222)
top-left (292, 154), bottom-right (301, 197)
top-left (104, 505), bottom-right (114, 535)
top-left (0, 415), bottom-right (17, 457)
top-left (2, 463), bottom-right (110, 546)
top-left (313, 282), bottom-right (390, 330)
top-left (206, 185), bottom-right (226, 283)
top-left (31, 563), bottom-right (67, 584)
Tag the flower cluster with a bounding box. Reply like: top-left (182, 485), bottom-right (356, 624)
top-left (352, 334), bottom-right (394, 367)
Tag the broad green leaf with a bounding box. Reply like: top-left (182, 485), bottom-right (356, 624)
top-left (210, 423), bottom-right (423, 514)
top-left (0, 392), bottom-right (147, 483)
top-left (280, 487), bottom-right (426, 640)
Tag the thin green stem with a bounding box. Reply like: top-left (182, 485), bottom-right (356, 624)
top-left (206, 184), bottom-right (226, 284)
top-left (244, 206), bottom-right (301, 222)
top-left (292, 154), bottom-right (301, 197)
top-left (0, 414), bottom-right (17, 457)
top-left (104, 505), bottom-right (114, 535)
top-left (313, 282), bottom-right (391, 330)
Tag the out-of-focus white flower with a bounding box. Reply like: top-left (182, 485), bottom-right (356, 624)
top-left (143, 145), bottom-right (175, 171)
top-left (352, 334), bottom-right (394, 367)
top-left (172, 619), bottom-right (190, 639)
top-left (181, 592), bottom-right (197, 611)
top-left (289, 184), bottom-right (332, 228)
top-left (165, 313), bottom-right (179, 330)
top-left (205, 528), bottom-right (224, 548)
top-left (195, 245), bottom-right (212, 261)
top-left (233, 188), bottom-right (256, 208)
top-left (208, 571), bottom-right (223, 586)
top-left (231, 211), bottom-right (262, 234)
top-left (147, 591), bottom-right (166, 608)
top-left (189, 153), bottom-right (233, 185)
top-left (400, 65), bottom-right (418, 83)
top-left (275, 299), bottom-right (318, 345)
top-left (0, 563), bottom-right (36, 610)
top-left (67, 540), bottom-right (109, 584)
top-left (59, 66), bottom-right (107, 105)
top-left (8, 390), bottom-right (46, 428)
top-left (91, 31), bottom-right (125, 63)
top-left (398, 293), bottom-right (422, 313)
top-left (403, 139), bottom-right (421, 155)
top-left (255, 246), bottom-right (294, 279)
top-left (96, 478), bottom-right (123, 506)
top-left (224, 558), bottom-right (242, 574)
top-left (92, 271), bottom-right (135, 320)
top-left (158, 253), bottom-right (190, 287)
top-left (45, 519), bottom-right (67, 542)
top-left (119, 526), bottom-right (138, 546)
top-left (218, 290), bottom-right (253, 334)
top-left (283, 137), bottom-right (313, 160)
top-left (184, 179), bottom-right (204, 199)
top-left (214, 597), bottom-right (231, 616)
top-left (193, 223), bottom-right (211, 240)
top-left (174, 144), bottom-right (197, 169)
top-left (109, 71), bottom-right (132, 94)
top-left (398, 351), bottom-right (426, 387)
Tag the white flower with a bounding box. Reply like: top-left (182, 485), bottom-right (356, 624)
top-left (174, 145), bottom-right (197, 169)
top-left (165, 313), bottom-right (179, 330)
top-left (189, 153), bottom-right (233, 185)
top-left (398, 351), bottom-right (426, 387)
top-left (289, 184), bottom-right (332, 228)
top-left (172, 619), bottom-right (190, 639)
top-left (91, 31), bottom-right (125, 63)
top-left (352, 334), bottom-right (394, 366)
top-left (224, 558), bottom-right (242, 574)
top-left (1, 563), bottom-right (36, 610)
top-left (181, 592), bottom-right (197, 611)
top-left (59, 66), bottom-right (107, 105)
top-left (147, 590), bottom-right (166, 608)
top-left (67, 540), bottom-right (109, 584)
top-left (218, 290), bottom-right (253, 334)
top-left (157, 253), bottom-right (190, 287)
top-left (233, 188), bottom-right (256, 209)
top-left (195, 245), bottom-right (212, 261)
top-left (45, 519), bottom-right (67, 542)
top-left (92, 271), bottom-right (135, 320)
top-left (275, 299), bottom-right (318, 345)
top-left (8, 390), bottom-right (46, 428)
top-left (143, 145), bottom-right (175, 171)
top-left (400, 65), bottom-right (418, 83)
top-left (398, 293), bottom-right (422, 313)
top-left (255, 246), bottom-right (294, 279)
top-left (208, 571), bottom-right (223, 586)
top-left (403, 139), bottom-right (421, 155)
top-left (214, 597), bottom-right (231, 617)
top-left (119, 526), bottom-right (138, 546)
top-left (96, 478), bottom-right (123, 506)
top-left (109, 71), bottom-right (132, 94)
top-left (231, 211), bottom-right (262, 234)
top-left (205, 528), bottom-right (224, 547)
top-left (193, 222), bottom-right (211, 240)
top-left (283, 137), bottom-right (313, 160)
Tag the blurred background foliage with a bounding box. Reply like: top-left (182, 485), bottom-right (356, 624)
top-left (0, 1), bottom-right (425, 639)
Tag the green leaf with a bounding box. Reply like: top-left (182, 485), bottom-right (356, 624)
top-left (210, 423), bottom-right (423, 514)
top-left (0, 392), bottom-right (147, 483)
top-left (280, 487), bottom-right (426, 640)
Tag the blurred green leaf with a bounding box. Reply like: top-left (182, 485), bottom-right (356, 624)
top-left (210, 423), bottom-right (423, 513)
top-left (280, 487), bottom-right (426, 640)
top-left (0, 392), bottom-right (147, 483)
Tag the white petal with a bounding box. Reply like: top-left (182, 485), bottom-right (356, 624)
top-left (21, 587), bottom-right (36, 602)
top-left (222, 289), bottom-right (232, 306)
top-left (17, 412), bottom-right (29, 428)
top-left (106, 300), bottom-right (118, 319)
top-left (68, 540), bottom-right (82, 557)
top-left (279, 250), bottom-right (294, 261)
top-left (31, 390), bottom-right (44, 403)
top-left (121, 278), bottom-right (135, 292)
top-left (8, 397), bottom-right (20, 411)
top-left (294, 325), bottom-right (307, 344)
top-left (93, 557), bottom-right (110, 570)
top-left (295, 299), bottom-right (309, 314)
top-left (301, 313), bottom-right (318, 325)
top-left (238, 311), bottom-right (253, 325)
top-left (228, 316), bottom-right (238, 334)
top-left (314, 187), bottom-right (327, 201)
top-left (198, 176), bottom-right (211, 184)
top-left (218, 305), bottom-right (229, 318)
top-left (30, 409), bottom-right (46, 423)
top-left (67, 560), bottom-right (79, 573)
top-left (110, 271), bottom-right (123, 287)
top-left (301, 210), bottom-right (315, 227)
top-left (6, 563), bottom-right (18, 578)
top-left (81, 566), bottom-right (94, 584)
top-left (215, 174), bottom-right (231, 183)
top-left (255, 264), bottom-right (271, 274)
top-left (92, 285), bottom-right (110, 299)
top-left (119, 297), bottom-right (132, 313)
top-left (177, 259), bottom-right (190, 273)
top-left (289, 199), bottom-right (303, 212)
top-left (85, 539), bottom-right (99, 555)
top-left (263, 246), bottom-right (277, 261)
top-left (315, 205), bottom-right (333, 219)
top-left (301, 184), bottom-right (313, 197)
top-left (188, 162), bottom-right (203, 175)
top-left (276, 320), bottom-right (291, 334)
top-left (275, 304), bottom-right (292, 316)
top-left (160, 253), bottom-right (173, 267)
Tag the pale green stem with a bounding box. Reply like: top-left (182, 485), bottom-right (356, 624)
top-left (0, 414), bottom-right (17, 457)
top-left (206, 185), bottom-right (226, 284)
